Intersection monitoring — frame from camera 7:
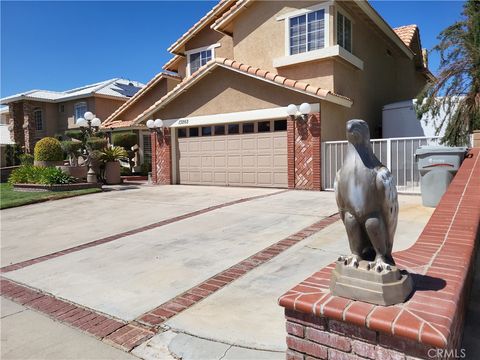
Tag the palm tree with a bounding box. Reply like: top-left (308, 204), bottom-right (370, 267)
top-left (416, 0), bottom-right (480, 146)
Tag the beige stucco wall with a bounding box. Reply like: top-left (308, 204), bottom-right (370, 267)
top-left (231, 0), bottom-right (335, 90)
top-left (94, 97), bottom-right (127, 124)
top-left (184, 26), bottom-right (234, 60)
top-left (153, 67), bottom-right (319, 120)
top-left (330, 4), bottom-right (427, 138)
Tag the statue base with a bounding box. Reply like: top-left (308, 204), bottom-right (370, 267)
top-left (330, 260), bottom-right (413, 306)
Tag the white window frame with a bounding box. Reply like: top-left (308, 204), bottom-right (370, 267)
top-left (336, 8), bottom-right (353, 53)
top-left (279, 3), bottom-right (331, 57)
top-left (74, 102), bottom-right (88, 122)
top-left (33, 108), bottom-right (43, 131)
top-left (185, 43), bottom-right (220, 76)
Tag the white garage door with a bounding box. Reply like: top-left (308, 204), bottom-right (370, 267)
top-left (177, 120), bottom-right (287, 188)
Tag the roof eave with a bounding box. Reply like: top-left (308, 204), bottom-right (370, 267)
top-left (133, 60), bottom-right (352, 125)
top-left (167, 0), bottom-right (235, 55)
top-left (356, 1), bottom-right (414, 60)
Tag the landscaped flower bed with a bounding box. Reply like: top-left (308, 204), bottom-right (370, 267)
top-left (12, 183), bottom-right (102, 192)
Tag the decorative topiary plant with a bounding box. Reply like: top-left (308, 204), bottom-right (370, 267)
top-left (61, 141), bottom-right (83, 166)
top-left (112, 132), bottom-right (137, 150)
top-left (34, 137), bottom-right (64, 162)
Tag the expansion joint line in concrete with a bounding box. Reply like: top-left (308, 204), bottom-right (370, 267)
top-left (135, 213), bottom-right (341, 328)
top-left (0, 190), bottom-right (288, 274)
top-left (0, 212), bottom-right (340, 355)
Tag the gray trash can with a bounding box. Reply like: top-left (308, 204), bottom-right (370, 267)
top-left (415, 146), bottom-right (467, 207)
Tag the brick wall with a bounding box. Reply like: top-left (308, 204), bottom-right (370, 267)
top-left (8, 102), bottom-right (25, 147)
top-left (280, 148), bottom-right (480, 360)
top-left (287, 112), bottom-right (321, 190)
top-left (151, 129), bottom-right (171, 185)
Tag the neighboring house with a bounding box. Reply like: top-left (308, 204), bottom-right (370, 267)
top-left (0, 107), bottom-right (14, 167)
top-left (0, 78), bottom-right (144, 153)
top-left (102, 0), bottom-right (433, 190)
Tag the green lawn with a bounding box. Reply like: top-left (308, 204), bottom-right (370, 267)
top-left (0, 183), bottom-right (102, 210)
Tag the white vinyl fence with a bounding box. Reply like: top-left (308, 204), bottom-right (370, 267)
top-left (321, 136), bottom-right (441, 194)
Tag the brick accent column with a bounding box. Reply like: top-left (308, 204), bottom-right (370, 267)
top-left (151, 128), bottom-right (172, 185)
top-left (8, 102), bottom-right (25, 147)
top-left (280, 148), bottom-right (480, 360)
top-left (22, 101), bottom-right (35, 154)
top-left (287, 112), bottom-right (321, 191)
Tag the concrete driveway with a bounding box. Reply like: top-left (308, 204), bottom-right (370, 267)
top-left (0, 185), bottom-right (433, 360)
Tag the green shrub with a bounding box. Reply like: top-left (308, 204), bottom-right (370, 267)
top-left (87, 137), bottom-right (108, 151)
top-left (8, 165), bottom-right (75, 185)
top-left (140, 161), bottom-right (151, 176)
top-left (34, 137), bottom-right (64, 161)
top-left (5, 144), bottom-right (22, 166)
top-left (19, 153), bottom-right (34, 165)
top-left (64, 130), bottom-right (84, 141)
top-left (40, 167), bottom-right (75, 185)
top-left (120, 166), bottom-right (132, 176)
top-left (61, 141), bottom-right (83, 155)
top-left (112, 132), bottom-right (137, 150)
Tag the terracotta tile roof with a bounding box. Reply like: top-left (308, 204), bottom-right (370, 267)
top-left (211, 0), bottom-right (251, 32)
top-left (393, 24), bottom-right (418, 48)
top-left (167, 0), bottom-right (235, 54)
top-left (102, 120), bottom-right (146, 129)
top-left (102, 72), bottom-right (181, 128)
top-left (163, 55), bottom-right (184, 71)
top-left (132, 57), bottom-right (352, 125)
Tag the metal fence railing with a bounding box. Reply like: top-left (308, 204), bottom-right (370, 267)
top-left (321, 136), bottom-right (441, 194)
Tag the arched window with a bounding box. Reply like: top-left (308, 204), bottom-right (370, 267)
top-left (33, 109), bottom-right (43, 131)
top-left (74, 102), bottom-right (88, 121)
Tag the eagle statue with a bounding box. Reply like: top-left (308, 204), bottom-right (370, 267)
top-left (334, 119), bottom-right (398, 273)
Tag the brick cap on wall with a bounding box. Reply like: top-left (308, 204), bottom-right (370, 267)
top-left (279, 148), bottom-right (480, 349)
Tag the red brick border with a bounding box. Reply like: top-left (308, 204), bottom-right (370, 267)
top-left (280, 148), bottom-right (480, 358)
top-left (1, 211), bottom-right (340, 354)
top-left (137, 213), bottom-right (340, 327)
top-left (1, 190), bottom-right (287, 274)
top-left (0, 278), bottom-right (154, 352)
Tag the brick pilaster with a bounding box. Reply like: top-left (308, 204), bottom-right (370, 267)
top-left (151, 128), bottom-right (172, 185)
top-left (287, 116), bottom-right (296, 189)
top-left (9, 102), bottom-right (25, 147)
top-left (22, 101), bottom-right (35, 154)
top-left (287, 112), bottom-right (322, 191)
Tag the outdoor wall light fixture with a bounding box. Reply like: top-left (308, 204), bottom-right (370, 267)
top-left (78, 111), bottom-right (101, 129)
top-left (286, 103), bottom-right (312, 121)
top-left (146, 118), bottom-right (164, 133)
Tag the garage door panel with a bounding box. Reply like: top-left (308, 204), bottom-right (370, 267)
top-left (257, 137), bottom-right (272, 149)
top-left (179, 128), bottom-right (287, 188)
top-left (257, 155), bottom-right (272, 167)
top-left (214, 140), bottom-right (226, 151)
top-left (242, 172), bottom-right (256, 184)
top-left (257, 172), bottom-right (272, 185)
top-left (242, 155), bottom-right (256, 167)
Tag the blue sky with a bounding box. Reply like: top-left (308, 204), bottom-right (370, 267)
top-left (1, 1), bottom-right (465, 97)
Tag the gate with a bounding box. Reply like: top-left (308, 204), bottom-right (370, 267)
top-left (321, 136), bottom-right (441, 194)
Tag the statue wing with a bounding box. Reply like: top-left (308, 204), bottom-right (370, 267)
top-left (334, 169), bottom-right (344, 221)
top-left (376, 166), bottom-right (398, 245)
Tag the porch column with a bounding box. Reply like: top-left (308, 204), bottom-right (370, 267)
top-left (287, 112), bottom-right (322, 191)
top-left (151, 128), bottom-right (172, 185)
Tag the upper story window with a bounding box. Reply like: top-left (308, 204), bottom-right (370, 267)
top-left (74, 102), bottom-right (87, 122)
top-left (289, 9), bottom-right (325, 55)
top-left (33, 109), bottom-right (43, 131)
top-left (337, 11), bottom-right (352, 52)
top-left (186, 44), bottom-right (220, 76)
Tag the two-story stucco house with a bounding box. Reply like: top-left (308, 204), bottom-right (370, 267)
top-left (1, 78), bottom-right (144, 153)
top-left (102, 0), bottom-right (433, 190)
